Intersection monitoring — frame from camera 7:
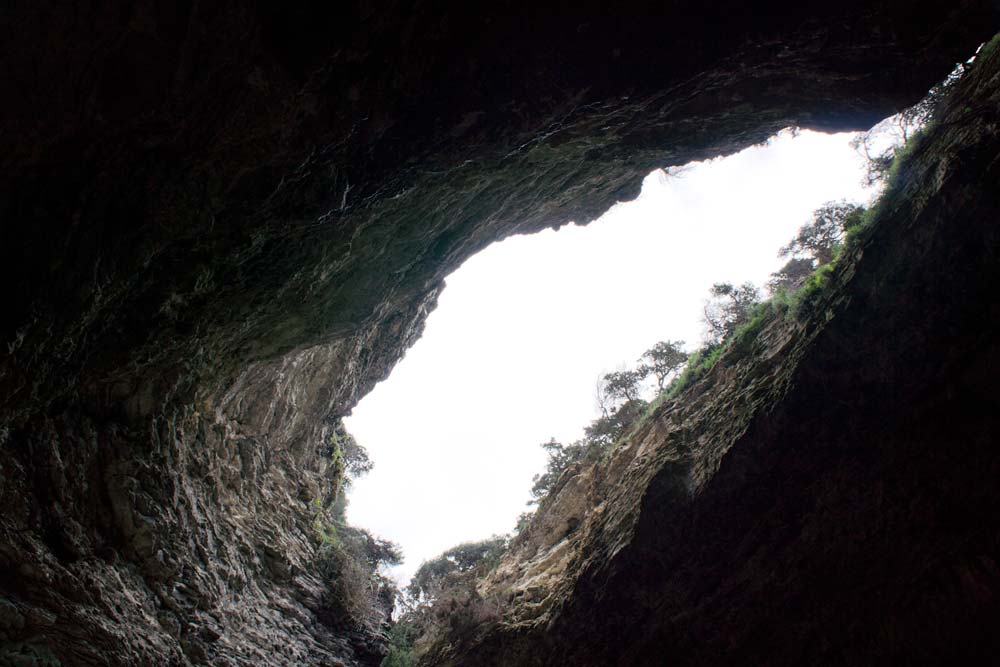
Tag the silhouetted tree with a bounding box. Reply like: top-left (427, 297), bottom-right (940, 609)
top-left (594, 377), bottom-right (614, 418)
top-left (359, 533), bottom-right (404, 570)
top-left (602, 369), bottom-right (644, 405)
top-left (530, 438), bottom-right (586, 503)
top-left (583, 399), bottom-right (646, 449)
top-left (851, 134), bottom-right (897, 188)
top-left (852, 62), bottom-right (964, 187)
top-left (779, 202), bottom-right (863, 266)
top-left (638, 340), bottom-right (688, 391)
top-left (703, 282), bottom-right (761, 343)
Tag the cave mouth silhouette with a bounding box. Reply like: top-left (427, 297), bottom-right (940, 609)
top-left (341, 127), bottom-right (876, 584)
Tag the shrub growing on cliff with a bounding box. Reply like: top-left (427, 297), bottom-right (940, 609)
top-left (394, 538), bottom-right (508, 654)
top-left (407, 536), bottom-right (509, 603)
top-left (395, 576), bottom-right (504, 660)
top-left (311, 423), bottom-right (402, 629)
top-left (529, 438), bottom-right (578, 503)
top-left (514, 510), bottom-right (534, 535)
top-left (778, 201), bottom-right (863, 267)
top-left (767, 257), bottom-right (815, 294)
top-left (529, 392), bottom-right (650, 505)
top-left (529, 437), bottom-right (600, 503)
top-left (584, 398), bottom-right (646, 449)
top-left (318, 418), bottom-right (375, 510)
top-left (324, 418), bottom-right (374, 478)
top-left (852, 60), bottom-right (964, 188)
top-left (664, 343), bottom-right (724, 398)
top-left (703, 281), bottom-right (762, 344)
top-left (381, 620), bottom-right (418, 667)
top-left (315, 520), bottom-right (402, 627)
top-left (765, 201), bottom-right (869, 319)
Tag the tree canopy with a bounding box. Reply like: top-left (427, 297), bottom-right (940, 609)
top-left (601, 369), bottom-right (644, 405)
top-left (638, 340), bottom-right (688, 391)
top-left (407, 536), bottom-right (509, 603)
top-left (778, 201), bottom-right (863, 266)
top-left (703, 281), bottom-right (762, 344)
top-left (529, 438), bottom-right (581, 502)
top-left (528, 437), bottom-right (607, 503)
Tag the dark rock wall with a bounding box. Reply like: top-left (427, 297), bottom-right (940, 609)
top-left (421, 40), bottom-right (1000, 666)
top-left (0, 1), bottom-right (996, 665)
top-left (1, 1), bottom-right (990, 419)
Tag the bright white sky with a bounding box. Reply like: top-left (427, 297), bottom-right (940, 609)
top-left (346, 129), bottom-right (873, 583)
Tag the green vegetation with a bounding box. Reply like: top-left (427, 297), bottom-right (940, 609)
top-left (787, 262), bottom-right (838, 318)
top-left (381, 621), bottom-right (418, 667)
top-left (639, 340), bottom-right (688, 392)
top-left (663, 344), bottom-right (722, 398)
top-left (381, 69), bottom-right (961, 655)
top-left (407, 536), bottom-right (509, 604)
top-left (324, 418), bottom-right (374, 479)
top-left (780, 202), bottom-right (863, 266)
top-left (850, 56), bottom-right (961, 188)
top-left (767, 257), bottom-right (815, 295)
top-left (382, 537), bottom-right (509, 663)
top-left (310, 419), bottom-right (402, 629)
top-left (980, 32), bottom-right (1000, 58)
top-left (529, 434), bottom-right (612, 502)
top-left (528, 347), bottom-right (692, 506)
top-left (314, 520), bottom-right (402, 625)
top-left (600, 369), bottom-right (645, 404)
top-left (703, 282), bottom-right (762, 344)
top-left (520, 104), bottom-right (946, 508)
top-left (516, 79), bottom-right (951, 512)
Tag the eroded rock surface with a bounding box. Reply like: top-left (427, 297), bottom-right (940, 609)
top-left (0, 1), bottom-right (996, 665)
top-left (418, 40), bottom-right (1000, 666)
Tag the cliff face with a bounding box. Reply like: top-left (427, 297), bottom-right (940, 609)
top-left (0, 2), bottom-right (996, 665)
top-left (418, 41), bottom-right (1000, 666)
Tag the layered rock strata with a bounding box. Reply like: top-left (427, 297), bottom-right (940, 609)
top-left (0, 2), bottom-right (995, 665)
top-left (419, 39), bottom-right (1000, 666)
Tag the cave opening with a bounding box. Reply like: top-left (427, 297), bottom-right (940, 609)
top-left (341, 126), bottom-right (879, 585)
top-left (1, 1), bottom-right (996, 660)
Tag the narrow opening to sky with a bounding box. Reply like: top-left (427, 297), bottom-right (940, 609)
top-left (346, 128), bottom-right (873, 584)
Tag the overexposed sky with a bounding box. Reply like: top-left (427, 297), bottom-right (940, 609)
top-left (346, 129), bottom-right (872, 583)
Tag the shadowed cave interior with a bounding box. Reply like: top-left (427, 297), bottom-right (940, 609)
top-left (1, 2), bottom-right (999, 666)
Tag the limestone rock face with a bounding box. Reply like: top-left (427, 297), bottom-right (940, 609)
top-left (0, 1), bottom-right (996, 665)
top-left (417, 42), bottom-right (1000, 666)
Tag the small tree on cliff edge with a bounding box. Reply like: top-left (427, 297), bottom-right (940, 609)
top-left (703, 282), bottom-right (761, 344)
top-left (529, 438), bottom-right (579, 503)
top-left (602, 369), bottom-right (644, 405)
top-left (638, 340), bottom-right (688, 392)
top-left (767, 257), bottom-right (815, 294)
top-left (778, 201), bottom-right (862, 266)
